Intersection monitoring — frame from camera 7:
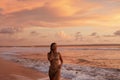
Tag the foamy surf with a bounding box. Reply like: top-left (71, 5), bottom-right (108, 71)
top-left (1, 54), bottom-right (120, 80)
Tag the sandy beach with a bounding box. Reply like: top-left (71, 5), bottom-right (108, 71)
top-left (0, 58), bottom-right (48, 80)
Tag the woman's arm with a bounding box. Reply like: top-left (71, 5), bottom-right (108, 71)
top-left (47, 52), bottom-right (53, 61)
top-left (59, 53), bottom-right (63, 66)
top-left (47, 53), bottom-right (51, 61)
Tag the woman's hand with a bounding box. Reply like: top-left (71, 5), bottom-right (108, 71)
top-left (59, 64), bottom-right (62, 69)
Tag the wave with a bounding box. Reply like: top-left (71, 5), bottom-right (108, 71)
top-left (1, 54), bottom-right (120, 80)
top-left (0, 47), bottom-right (120, 56)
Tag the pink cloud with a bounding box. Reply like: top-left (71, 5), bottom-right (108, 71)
top-left (56, 31), bottom-right (72, 40)
top-left (0, 0), bottom-right (119, 28)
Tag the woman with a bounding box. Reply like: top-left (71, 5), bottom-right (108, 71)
top-left (47, 43), bottom-right (63, 80)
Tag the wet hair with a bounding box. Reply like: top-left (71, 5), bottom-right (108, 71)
top-left (50, 42), bottom-right (56, 51)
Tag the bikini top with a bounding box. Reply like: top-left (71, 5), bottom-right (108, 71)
top-left (50, 52), bottom-right (60, 60)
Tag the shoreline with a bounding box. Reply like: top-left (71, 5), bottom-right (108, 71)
top-left (1, 53), bottom-right (120, 80)
top-left (0, 56), bottom-right (69, 80)
top-left (0, 57), bottom-right (47, 80)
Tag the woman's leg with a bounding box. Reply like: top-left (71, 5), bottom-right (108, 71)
top-left (54, 69), bottom-right (61, 80)
top-left (49, 68), bottom-right (55, 80)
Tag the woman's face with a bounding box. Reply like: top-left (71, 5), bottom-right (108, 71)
top-left (52, 44), bottom-right (57, 50)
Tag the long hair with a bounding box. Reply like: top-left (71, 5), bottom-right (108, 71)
top-left (50, 42), bottom-right (56, 52)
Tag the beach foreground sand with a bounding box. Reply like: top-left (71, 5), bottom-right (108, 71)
top-left (0, 58), bottom-right (48, 80)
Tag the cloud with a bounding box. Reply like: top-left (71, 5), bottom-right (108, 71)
top-left (0, 0), bottom-right (45, 14)
top-left (0, 0), bottom-right (78, 16)
top-left (103, 35), bottom-right (114, 37)
top-left (74, 32), bottom-right (103, 43)
top-left (30, 30), bottom-right (48, 38)
top-left (0, 27), bottom-right (22, 34)
top-left (0, 0), bottom-right (119, 29)
top-left (89, 32), bottom-right (100, 38)
top-left (0, 0), bottom-right (119, 28)
top-left (75, 32), bottom-right (83, 40)
top-left (56, 31), bottom-right (72, 40)
top-left (114, 30), bottom-right (120, 36)
top-left (30, 31), bottom-right (39, 35)
top-left (90, 32), bottom-right (97, 36)
top-left (102, 30), bottom-right (120, 37)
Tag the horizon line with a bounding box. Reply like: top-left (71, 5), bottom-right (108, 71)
top-left (1, 43), bottom-right (120, 47)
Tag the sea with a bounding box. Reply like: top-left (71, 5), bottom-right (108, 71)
top-left (0, 45), bottom-right (120, 80)
top-left (0, 45), bottom-right (120, 55)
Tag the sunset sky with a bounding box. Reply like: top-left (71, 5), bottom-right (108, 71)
top-left (0, 0), bottom-right (120, 46)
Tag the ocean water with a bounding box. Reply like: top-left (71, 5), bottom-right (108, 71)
top-left (0, 46), bottom-right (120, 55)
top-left (0, 46), bottom-right (120, 80)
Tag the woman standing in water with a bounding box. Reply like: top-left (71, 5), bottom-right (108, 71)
top-left (47, 43), bottom-right (63, 80)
